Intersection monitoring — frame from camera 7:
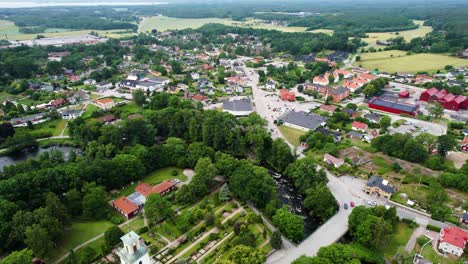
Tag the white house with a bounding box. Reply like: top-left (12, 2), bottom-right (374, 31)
top-left (191, 72), bottom-right (200, 80)
top-left (60, 109), bottom-right (83, 120)
top-left (438, 227), bottom-right (468, 257)
top-left (96, 81), bottom-right (113, 90)
top-left (116, 231), bottom-right (151, 264)
top-left (265, 79), bottom-right (277, 90)
top-left (84, 79), bottom-right (96, 85)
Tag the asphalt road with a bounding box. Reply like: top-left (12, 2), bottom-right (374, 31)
top-left (244, 67), bottom-right (451, 263)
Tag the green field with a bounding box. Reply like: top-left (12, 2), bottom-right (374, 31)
top-left (379, 222), bottom-right (415, 258)
top-left (278, 125), bottom-right (306, 146)
top-left (362, 20), bottom-right (433, 48)
top-left (356, 50), bottom-right (468, 73)
top-left (0, 19), bottom-right (133, 41)
top-left (139, 16), bottom-right (308, 33)
top-left (118, 167), bottom-right (186, 197)
top-left (16, 119), bottom-right (67, 138)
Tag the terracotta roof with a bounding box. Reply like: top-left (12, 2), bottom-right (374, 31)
top-left (344, 80), bottom-right (360, 89)
top-left (96, 98), bottom-right (114, 104)
top-left (359, 73), bottom-right (376, 80)
top-left (352, 121), bottom-right (368, 130)
top-left (313, 76), bottom-right (329, 84)
top-left (440, 227), bottom-right (468, 249)
top-left (320, 104), bottom-right (337, 112)
top-left (135, 180), bottom-right (176, 197)
top-left (113, 196), bottom-right (138, 216)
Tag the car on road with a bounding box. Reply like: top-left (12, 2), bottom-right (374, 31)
top-left (350, 201), bottom-right (355, 207)
top-left (367, 200), bottom-right (377, 207)
top-left (343, 203), bottom-right (348, 210)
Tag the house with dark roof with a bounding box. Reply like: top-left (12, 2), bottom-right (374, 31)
top-left (365, 176), bottom-right (396, 199)
top-left (278, 111), bottom-right (327, 132)
top-left (223, 98), bottom-right (254, 117)
top-left (364, 112), bottom-right (382, 123)
top-left (461, 213), bottom-right (468, 225)
top-left (316, 127), bottom-right (342, 142)
top-left (343, 108), bottom-right (359, 118)
top-left (331, 87), bottom-right (350, 103)
top-left (347, 130), bottom-right (364, 140)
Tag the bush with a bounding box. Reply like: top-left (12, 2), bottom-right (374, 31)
top-left (138, 226), bottom-right (149, 234)
top-left (109, 215), bottom-right (124, 225)
top-left (401, 218), bottom-right (418, 228)
top-left (171, 169), bottom-right (178, 176)
top-left (426, 224), bottom-right (441, 232)
top-left (416, 236), bottom-right (430, 246)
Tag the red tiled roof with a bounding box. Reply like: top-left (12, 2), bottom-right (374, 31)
top-left (135, 180), bottom-right (176, 197)
top-left (442, 93), bottom-right (456, 102)
top-left (352, 121), bottom-right (368, 130)
top-left (96, 98), bottom-right (114, 104)
top-left (440, 227), bottom-right (468, 249)
top-left (454, 95), bottom-right (467, 104)
top-left (334, 69), bottom-right (351, 76)
top-left (344, 80), bottom-right (359, 89)
top-left (113, 196), bottom-right (138, 216)
top-left (359, 73), bottom-right (376, 80)
top-left (315, 57), bottom-right (329, 62)
top-left (423, 87), bottom-right (438, 96)
top-left (320, 104), bottom-right (337, 112)
top-left (433, 89), bottom-right (448, 99)
top-left (313, 76), bottom-right (328, 83)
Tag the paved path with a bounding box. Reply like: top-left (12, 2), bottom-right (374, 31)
top-left (197, 232), bottom-right (234, 262)
top-left (182, 169), bottom-right (195, 185)
top-left (54, 217), bottom-right (139, 264)
top-left (405, 226), bottom-right (426, 252)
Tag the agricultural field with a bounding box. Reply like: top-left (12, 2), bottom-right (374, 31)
top-left (355, 50), bottom-right (468, 73)
top-left (139, 16), bottom-right (308, 33)
top-left (362, 20), bottom-right (433, 48)
top-left (0, 19), bottom-right (134, 41)
top-left (309, 28), bottom-right (334, 35)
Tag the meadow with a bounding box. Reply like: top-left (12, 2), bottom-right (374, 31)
top-left (362, 20), bottom-right (433, 48)
top-left (0, 19), bottom-right (134, 41)
top-left (356, 50), bottom-right (468, 73)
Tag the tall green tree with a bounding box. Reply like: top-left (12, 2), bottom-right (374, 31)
top-left (145, 194), bottom-right (174, 223)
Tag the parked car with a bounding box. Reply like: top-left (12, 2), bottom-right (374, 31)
top-left (343, 203), bottom-right (349, 210)
top-left (350, 201), bottom-right (355, 207)
top-left (367, 200), bottom-right (377, 207)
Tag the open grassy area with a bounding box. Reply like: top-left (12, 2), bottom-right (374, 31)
top-left (278, 125), bottom-right (305, 146)
top-left (0, 91), bottom-right (19, 102)
top-left (16, 119), bottom-right (67, 138)
top-left (121, 215), bottom-right (146, 233)
top-left (379, 222), bottom-right (415, 258)
top-left (82, 104), bottom-right (99, 119)
top-left (139, 16), bottom-right (308, 33)
top-left (309, 29), bottom-right (334, 35)
top-left (356, 50), bottom-right (468, 73)
top-left (118, 102), bottom-right (141, 114)
top-left (118, 166), bottom-right (186, 197)
top-left (420, 244), bottom-right (463, 264)
top-left (0, 19), bottom-right (133, 41)
top-left (362, 20), bottom-right (433, 47)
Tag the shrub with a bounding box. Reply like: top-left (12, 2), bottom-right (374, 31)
top-left (109, 216), bottom-right (124, 225)
top-left (417, 236), bottom-right (430, 246)
top-left (171, 169), bottom-right (178, 176)
top-left (138, 226), bottom-right (149, 234)
top-left (426, 224), bottom-right (441, 232)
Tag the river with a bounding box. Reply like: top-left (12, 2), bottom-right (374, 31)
top-left (269, 170), bottom-right (318, 237)
top-left (0, 146), bottom-right (79, 171)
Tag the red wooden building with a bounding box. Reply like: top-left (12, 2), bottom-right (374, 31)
top-left (399, 91), bottom-right (410, 98)
top-left (419, 87), bottom-right (438, 102)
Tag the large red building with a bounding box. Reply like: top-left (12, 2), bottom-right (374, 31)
top-left (368, 97), bottom-right (419, 116)
top-left (279, 89), bottom-right (296, 101)
top-left (420, 88), bottom-right (468, 111)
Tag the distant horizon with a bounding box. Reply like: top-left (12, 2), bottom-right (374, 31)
top-left (0, 1), bottom-right (172, 8)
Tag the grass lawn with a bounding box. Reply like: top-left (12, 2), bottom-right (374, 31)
top-left (421, 245), bottom-right (463, 264)
top-left (379, 222), bottom-right (415, 258)
top-left (118, 167), bottom-right (186, 197)
top-left (121, 215), bottom-right (146, 233)
top-left (118, 102), bottom-right (141, 114)
top-left (356, 50), bottom-right (468, 73)
top-left (278, 125), bottom-right (306, 146)
top-left (50, 220), bottom-right (114, 261)
top-left (16, 119), bottom-right (67, 138)
top-left (0, 91), bottom-right (19, 102)
top-left (82, 104), bottom-right (99, 119)
top-left (309, 29), bottom-right (334, 35)
top-left (38, 138), bottom-right (76, 148)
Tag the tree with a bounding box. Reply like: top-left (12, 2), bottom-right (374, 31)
top-left (270, 231), bottom-right (283, 249)
top-left (80, 246), bottom-right (97, 264)
top-left (132, 89), bottom-right (146, 106)
top-left (46, 61), bottom-right (62, 75)
top-left (437, 134), bottom-right (457, 157)
top-left (226, 245), bottom-right (266, 264)
top-left (219, 183), bottom-right (231, 202)
top-left (284, 157), bottom-right (327, 194)
top-left (0, 122), bottom-right (14, 140)
top-left (104, 226), bottom-right (124, 250)
top-left (25, 224), bottom-right (54, 258)
top-left (267, 138), bottom-right (294, 172)
top-left (65, 188), bottom-right (82, 216)
top-left (45, 192), bottom-right (70, 226)
top-left (303, 183), bottom-right (338, 223)
top-left (145, 194), bottom-right (174, 223)
top-left (272, 207), bottom-right (304, 242)
top-left (187, 142), bottom-right (215, 168)
top-left (403, 139), bottom-right (428, 163)
top-left (428, 102), bottom-right (444, 119)
top-left (379, 115), bottom-right (391, 132)
top-left (82, 183), bottom-right (108, 219)
top-left (205, 212), bottom-right (215, 226)
top-left (0, 249), bottom-right (33, 264)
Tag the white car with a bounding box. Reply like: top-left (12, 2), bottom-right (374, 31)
top-left (367, 200), bottom-right (377, 207)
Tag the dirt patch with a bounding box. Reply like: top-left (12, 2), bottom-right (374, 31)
top-left (446, 151), bottom-right (468, 169)
top-left (339, 146), bottom-right (438, 177)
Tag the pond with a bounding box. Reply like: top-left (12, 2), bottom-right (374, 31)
top-left (269, 170), bottom-right (318, 238)
top-left (0, 146), bottom-right (80, 171)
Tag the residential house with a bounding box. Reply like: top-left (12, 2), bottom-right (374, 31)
top-left (331, 87), bottom-right (350, 103)
top-left (352, 121), bottom-right (368, 132)
top-left (324, 153), bottom-right (345, 168)
top-left (10, 113), bottom-right (46, 127)
top-left (333, 69), bottom-right (353, 79)
top-left (278, 111), bottom-right (327, 132)
top-left (96, 81), bottom-right (113, 91)
top-left (438, 227), bottom-right (468, 257)
top-left (414, 74), bottom-right (434, 84)
top-left (60, 109), bottom-right (83, 120)
top-left (420, 87), bottom-right (439, 102)
top-left (304, 83), bottom-right (332, 96)
top-left (316, 127), bottom-right (342, 142)
top-left (223, 98), bottom-right (254, 117)
top-left (97, 114), bottom-right (117, 124)
top-left (313, 75), bottom-right (329, 86)
top-left (84, 79), bottom-right (96, 85)
top-left (50, 98), bottom-right (67, 109)
top-left (343, 108), bottom-right (359, 118)
top-left (343, 80), bottom-right (361, 92)
top-left (136, 180), bottom-right (177, 197)
top-left (94, 98), bottom-right (116, 110)
top-left (112, 197), bottom-right (139, 219)
top-left (347, 130), bottom-right (365, 140)
top-left (461, 213), bottom-right (468, 225)
top-left (123, 54), bottom-right (133, 61)
top-left (364, 112), bottom-right (382, 123)
top-left (365, 176), bottom-right (396, 199)
top-left (191, 72), bottom-right (200, 80)
top-left (225, 76), bottom-right (245, 86)
top-left (265, 79), bottom-right (277, 90)
top-left (279, 89), bottom-right (296, 101)
top-left (320, 104), bottom-right (337, 114)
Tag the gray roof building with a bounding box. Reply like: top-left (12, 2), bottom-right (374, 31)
top-left (223, 98), bottom-right (253, 112)
top-left (278, 111), bottom-right (327, 131)
top-left (366, 176), bottom-right (396, 194)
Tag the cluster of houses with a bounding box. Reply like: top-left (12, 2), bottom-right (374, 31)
top-left (112, 180), bottom-right (178, 219)
top-left (118, 70), bottom-right (170, 93)
top-left (420, 87), bottom-right (468, 111)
